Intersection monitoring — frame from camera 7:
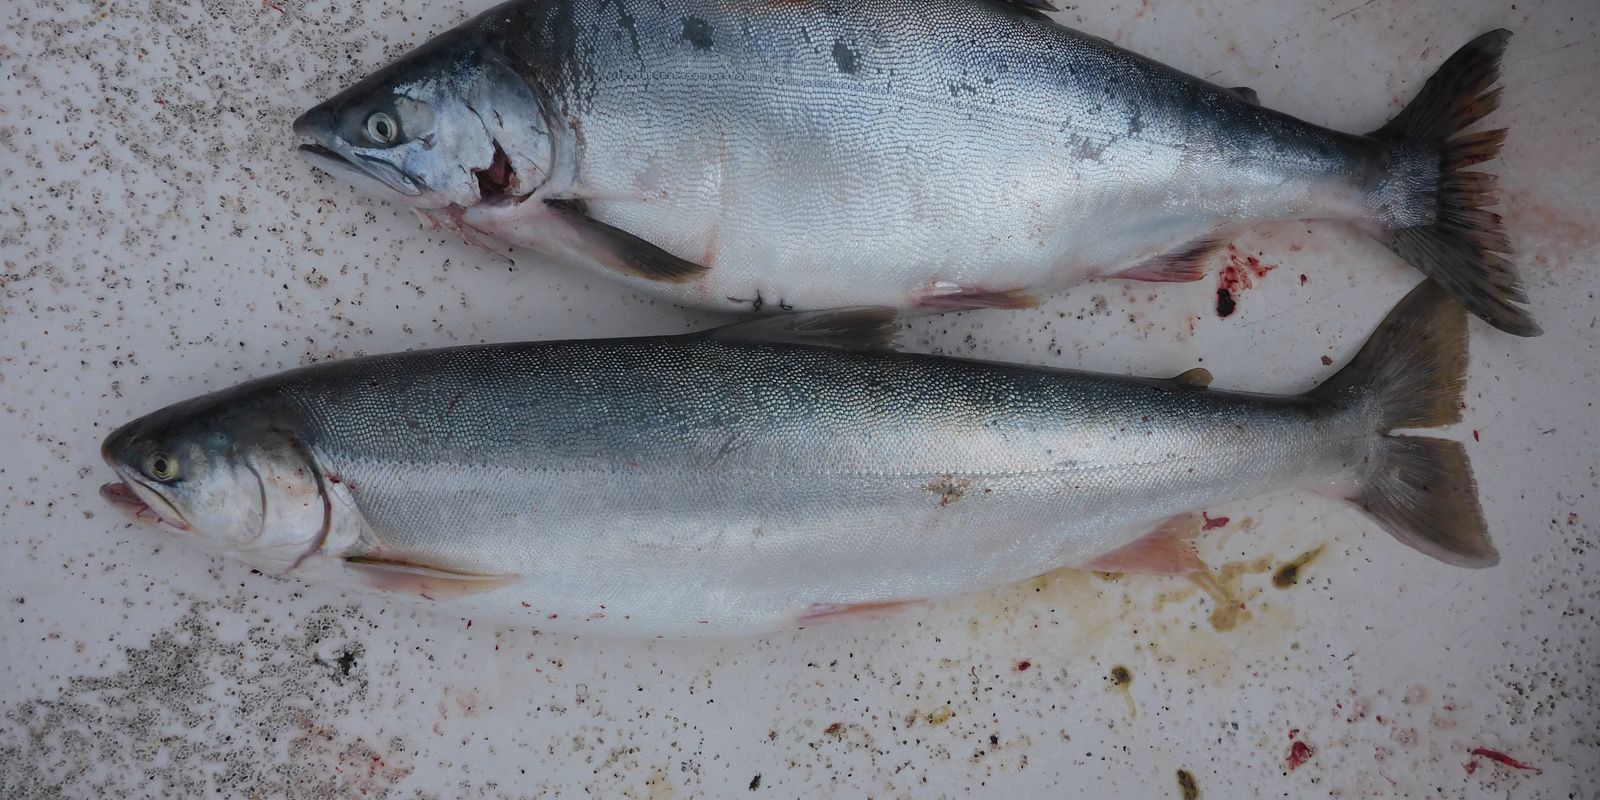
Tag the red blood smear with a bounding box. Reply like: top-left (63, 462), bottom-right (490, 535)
top-left (1287, 740), bottom-right (1315, 770)
top-left (1288, 728), bottom-right (1299, 740)
top-left (1472, 430), bottom-right (1481, 442)
top-left (1469, 747), bottom-right (1538, 771)
top-left (1015, 660), bottom-right (1032, 672)
top-left (1214, 246), bottom-right (1278, 318)
top-left (1201, 512), bottom-right (1229, 531)
top-left (1464, 760), bottom-right (1478, 775)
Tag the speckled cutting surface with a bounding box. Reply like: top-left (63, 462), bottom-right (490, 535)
top-left (2, 0), bottom-right (1596, 797)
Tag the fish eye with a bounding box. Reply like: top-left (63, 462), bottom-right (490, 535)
top-left (364, 111), bottom-right (399, 145)
top-left (145, 451), bottom-right (180, 483)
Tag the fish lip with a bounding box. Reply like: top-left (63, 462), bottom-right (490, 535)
top-left (295, 142), bottom-right (424, 198)
top-left (100, 472), bottom-right (191, 532)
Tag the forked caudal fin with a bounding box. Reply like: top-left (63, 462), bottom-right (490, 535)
top-left (1310, 281), bottom-right (1497, 567)
top-left (1366, 29), bottom-right (1539, 337)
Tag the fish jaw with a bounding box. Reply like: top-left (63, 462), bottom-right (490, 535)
top-left (99, 477), bottom-right (191, 533)
top-left (296, 142), bottom-right (425, 200)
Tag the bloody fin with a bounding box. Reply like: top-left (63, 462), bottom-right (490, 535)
top-left (1309, 281), bottom-right (1497, 567)
top-left (1172, 367), bottom-right (1213, 390)
top-left (1366, 29), bottom-right (1538, 336)
top-left (1081, 513), bottom-right (1205, 575)
top-left (799, 599), bottom-right (922, 623)
top-left (1111, 235), bottom-right (1230, 283)
top-left (544, 199), bottom-right (710, 283)
top-left (914, 284), bottom-right (1038, 311)
top-left (1228, 86), bottom-right (1260, 105)
top-left (344, 556), bottom-right (520, 599)
top-left (708, 307), bottom-right (899, 351)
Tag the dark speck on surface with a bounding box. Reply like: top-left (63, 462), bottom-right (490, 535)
top-left (1215, 288), bottom-right (1237, 317)
top-left (681, 16), bottom-right (714, 50)
top-left (1109, 665), bottom-right (1131, 687)
top-left (832, 39), bottom-right (858, 74)
top-left (1177, 768), bottom-right (1200, 799)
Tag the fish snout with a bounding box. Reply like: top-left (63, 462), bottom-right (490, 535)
top-left (292, 106), bottom-right (335, 140)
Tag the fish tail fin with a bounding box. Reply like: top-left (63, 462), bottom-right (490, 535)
top-left (1310, 280), bottom-right (1498, 567)
top-left (1364, 29), bottom-right (1539, 337)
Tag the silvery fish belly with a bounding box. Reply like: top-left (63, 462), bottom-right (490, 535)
top-left (101, 285), bottom-right (1496, 637)
top-left (295, 0), bottom-right (1537, 334)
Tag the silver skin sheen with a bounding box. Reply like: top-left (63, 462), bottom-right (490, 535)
top-left (101, 287), bottom-right (1494, 637)
top-left (295, 1), bottom-right (1535, 333)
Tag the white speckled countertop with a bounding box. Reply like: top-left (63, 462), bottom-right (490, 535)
top-left (3, 0), bottom-right (1597, 796)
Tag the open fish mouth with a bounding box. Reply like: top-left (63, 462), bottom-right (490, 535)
top-left (100, 479), bottom-right (190, 532)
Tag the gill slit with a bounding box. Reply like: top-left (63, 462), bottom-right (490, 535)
top-left (286, 434), bottom-right (334, 572)
top-left (243, 459), bottom-right (270, 544)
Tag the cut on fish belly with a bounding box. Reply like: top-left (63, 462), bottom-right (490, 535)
top-left (100, 282), bottom-right (1497, 637)
top-left (294, 2), bottom-right (1536, 334)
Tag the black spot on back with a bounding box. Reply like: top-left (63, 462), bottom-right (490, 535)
top-left (832, 39), bottom-right (858, 74)
top-left (681, 16), bottom-right (713, 50)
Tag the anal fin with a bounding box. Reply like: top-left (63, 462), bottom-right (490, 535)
top-left (1081, 513), bottom-right (1205, 575)
top-left (344, 556), bottom-right (520, 600)
top-left (1111, 235), bottom-right (1231, 283)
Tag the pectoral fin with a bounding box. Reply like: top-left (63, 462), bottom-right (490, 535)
top-left (343, 556), bottom-right (520, 600)
top-left (1081, 514), bottom-right (1205, 575)
top-left (543, 200), bottom-right (709, 283)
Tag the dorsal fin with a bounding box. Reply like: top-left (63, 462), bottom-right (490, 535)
top-left (707, 308), bottom-right (900, 351)
top-left (984, 0), bottom-right (1061, 20)
top-left (1228, 86), bottom-right (1260, 105)
top-left (1172, 367), bottom-right (1213, 390)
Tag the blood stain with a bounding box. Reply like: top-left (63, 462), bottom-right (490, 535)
top-left (1200, 511), bottom-right (1229, 530)
top-left (1286, 740), bottom-right (1315, 770)
top-left (1468, 747), bottom-right (1539, 772)
top-left (1214, 245), bottom-right (1277, 318)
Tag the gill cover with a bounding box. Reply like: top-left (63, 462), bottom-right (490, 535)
top-left (100, 391), bottom-right (333, 575)
top-left (293, 28), bottom-right (553, 209)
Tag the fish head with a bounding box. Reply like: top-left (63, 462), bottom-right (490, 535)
top-left (294, 34), bottom-right (553, 211)
top-left (100, 389), bottom-right (331, 574)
